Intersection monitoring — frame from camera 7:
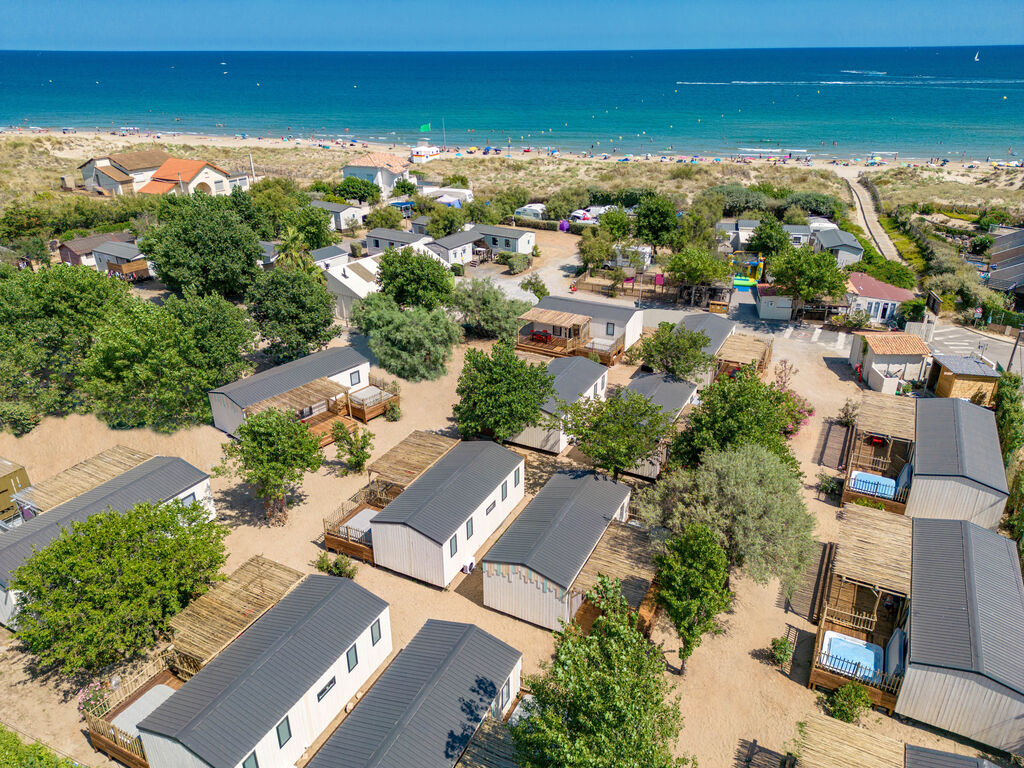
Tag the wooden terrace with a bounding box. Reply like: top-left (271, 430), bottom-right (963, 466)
top-left (323, 500), bottom-right (379, 564)
top-left (715, 332), bottom-right (773, 377)
top-left (840, 392), bottom-right (916, 512)
top-left (244, 377), bottom-right (356, 447)
top-left (516, 306), bottom-right (628, 365)
top-left (808, 504), bottom-right (912, 712)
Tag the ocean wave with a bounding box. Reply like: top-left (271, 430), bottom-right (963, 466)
top-left (841, 70), bottom-right (888, 75)
top-left (675, 81), bottom-right (730, 85)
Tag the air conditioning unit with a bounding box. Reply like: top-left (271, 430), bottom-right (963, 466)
top-left (461, 559), bottom-right (476, 574)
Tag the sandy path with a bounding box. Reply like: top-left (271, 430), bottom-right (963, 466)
top-left (832, 164), bottom-right (903, 262)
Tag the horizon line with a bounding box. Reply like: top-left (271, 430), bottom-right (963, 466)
top-left (1, 44), bottom-right (1022, 54)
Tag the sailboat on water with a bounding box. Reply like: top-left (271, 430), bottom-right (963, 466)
top-left (974, 51), bottom-right (980, 62)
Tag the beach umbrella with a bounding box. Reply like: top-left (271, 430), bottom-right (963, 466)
top-left (469, 146), bottom-right (479, 151)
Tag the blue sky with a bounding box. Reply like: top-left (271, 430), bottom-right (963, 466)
top-left (2, 0), bottom-right (1022, 50)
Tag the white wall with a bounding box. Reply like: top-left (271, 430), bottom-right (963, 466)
top-left (757, 295), bottom-right (794, 321)
top-left (510, 373), bottom-right (606, 454)
top-left (328, 361), bottom-right (371, 393)
top-left (896, 664), bottom-right (1024, 754)
top-left (905, 476), bottom-right (1007, 530)
top-left (142, 606), bottom-right (392, 768)
top-left (185, 167), bottom-right (233, 196)
top-left (365, 235), bottom-right (431, 257)
top-left (835, 246), bottom-right (863, 268)
top-left (0, 587), bottom-right (20, 628)
top-left (209, 392), bottom-right (247, 437)
top-left (851, 296), bottom-right (902, 321)
top-left (866, 351), bottom-right (929, 382)
top-left (371, 459), bottom-right (525, 588)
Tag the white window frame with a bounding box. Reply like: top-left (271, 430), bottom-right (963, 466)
top-left (501, 480), bottom-right (508, 501)
top-left (317, 676), bottom-right (336, 702)
top-left (371, 618), bottom-right (381, 646)
top-left (276, 716), bottom-right (291, 748)
top-left (466, 517), bottom-right (474, 540)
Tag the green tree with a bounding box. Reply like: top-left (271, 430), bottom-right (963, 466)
top-left (248, 177), bottom-right (309, 238)
top-left (12, 498), bottom-right (226, 674)
top-left (671, 365), bottom-right (797, 470)
top-left (393, 178), bottom-right (417, 196)
top-left (769, 244), bottom-right (847, 304)
top-left (216, 407), bottom-right (324, 522)
top-left (747, 216), bottom-right (790, 260)
top-left (336, 176), bottom-right (381, 204)
top-left (510, 576), bottom-right (689, 768)
top-left (8, 235), bottom-right (49, 267)
top-left (441, 173), bottom-right (470, 188)
top-left (377, 246), bottom-right (453, 309)
top-left (545, 187), bottom-right (590, 221)
top-left (454, 340), bottom-right (555, 441)
top-left (655, 524), bottom-right (733, 660)
top-left (426, 205), bottom-right (467, 239)
top-left (464, 198), bottom-right (502, 225)
top-left (289, 204), bottom-right (333, 250)
top-left (520, 273), bottom-right (549, 300)
top-left (899, 297), bottom-right (927, 322)
top-left (492, 186), bottom-right (530, 218)
top-left (449, 278), bottom-right (530, 339)
top-left (334, 424), bottom-right (374, 474)
top-left (552, 389), bottom-right (673, 478)
top-left (364, 205), bottom-right (403, 230)
top-left (666, 247), bottom-right (730, 285)
top-left (351, 294), bottom-right (462, 381)
top-left (0, 724), bottom-right (80, 767)
top-left (599, 207), bottom-right (632, 240)
top-left (246, 269), bottom-right (336, 360)
top-left (634, 322), bottom-right (714, 379)
top-left (782, 205), bottom-right (809, 225)
top-left (634, 194), bottom-right (678, 253)
top-left (276, 224), bottom-right (309, 269)
top-left (577, 227), bottom-right (615, 271)
top-left (995, 372), bottom-right (1024, 467)
top-left (142, 194), bottom-right (262, 298)
top-left (635, 444), bottom-right (816, 595)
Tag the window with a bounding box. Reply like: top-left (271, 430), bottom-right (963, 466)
top-left (486, 500), bottom-right (496, 515)
top-left (276, 716), bottom-right (291, 748)
top-left (371, 619), bottom-right (381, 646)
top-left (373, 239), bottom-right (380, 248)
top-left (346, 643), bottom-right (359, 672)
top-left (180, 493), bottom-right (196, 506)
top-left (466, 517), bottom-right (474, 540)
top-left (501, 678), bottom-right (511, 708)
top-left (349, 370), bottom-right (361, 386)
top-left (501, 481), bottom-right (508, 501)
top-left (504, 239), bottom-right (511, 248)
top-left (606, 322), bottom-right (616, 336)
top-left (491, 237), bottom-right (498, 246)
top-left (449, 534), bottom-right (458, 557)
top-left (243, 752), bottom-right (259, 768)
top-left (593, 383), bottom-right (599, 397)
top-left (514, 467), bottom-right (520, 487)
top-left (316, 677), bottom-right (336, 702)
top-left (601, 374), bottom-right (606, 389)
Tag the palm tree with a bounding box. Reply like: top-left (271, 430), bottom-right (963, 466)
top-left (275, 226), bottom-right (326, 286)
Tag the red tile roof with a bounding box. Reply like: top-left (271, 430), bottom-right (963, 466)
top-left (847, 272), bottom-right (916, 303)
top-left (151, 158), bottom-right (228, 183)
top-left (346, 152), bottom-right (410, 173)
top-left (860, 332), bottom-right (931, 357)
top-left (138, 179), bottom-right (178, 195)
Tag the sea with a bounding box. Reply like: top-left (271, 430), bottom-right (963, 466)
top-left (1, 47), bottom-right (1022, 159)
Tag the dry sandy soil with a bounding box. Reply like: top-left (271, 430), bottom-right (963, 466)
top-left (0, 331), bottom-right (1006, 767)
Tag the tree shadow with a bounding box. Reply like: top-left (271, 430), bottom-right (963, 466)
top-left (444, 676), bottom-right (499, 760)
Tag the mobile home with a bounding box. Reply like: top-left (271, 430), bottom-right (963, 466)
top-left (510, 357), bottom-right (607, 453)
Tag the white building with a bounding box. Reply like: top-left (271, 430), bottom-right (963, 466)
top-left (816, 227), bottom-right (865, 267)
top-left (474, 224), bottom-right (535, 255)
top-left (307, 620), bottom-right (522, 768)
top-left (511, 357), bottom-right (607, 454)
top-left (343, 153), bottom-right (412, 199)
top-left (846, 272), bottom-right (916, 323)
top-left (92, 240), bottom-right (153, 279)
top-left (623, 374), bottom-right (699, 479)
top-left (605, 243), bottom-right (653, 269)
top-left (370, 441), bottom-right (525, 588)
top-left (533, 295), bottom-right (645, 352)
top-left (311, 200), bottom-right (368, 231)
top-left (426, 229), bottom-right (480, 266)
top-left (515, 203), bottom-right (546, 220)
top-left (848, 332), bottom-right (931, 394)
top-left (324, 255), bottom-right (381, 321)
top-left (208, 347), bottom-right (371, 437)
top-left (753, 283), bottom-right (795, 321)
top-left (482, 471), bottom-right (630, 630)
top-left (364, 228), bottom-right (434, 256)
top-left (78, 149), bottom-right (171, 195)
top-left (139, 159), bottom-right (242, 196)
top-left (0, 454), bottom-right (213, 627)
top-left (411, 145), bottom-right (442, 163)
top-left (137, 576), bottom-right (391, 768)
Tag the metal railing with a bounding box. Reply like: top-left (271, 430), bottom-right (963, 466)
top-left (814, 649), bottom-right (902, 695)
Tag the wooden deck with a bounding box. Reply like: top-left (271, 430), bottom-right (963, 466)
top-left (455, 718), bottom-right (519, 768)
top-left (516, 335), bottom-right (576, 358)
top-left (304, 410), bottom-right (357, 447)
top-left (323, 501), bottom-right (378, 564)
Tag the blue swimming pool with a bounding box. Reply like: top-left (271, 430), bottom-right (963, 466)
top-left (849, 470), bottom-right (896, 500)
top-left (821, 630), bottom-right (884, 681)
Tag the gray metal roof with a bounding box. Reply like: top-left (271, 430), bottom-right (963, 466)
top-left (624, 373), bottom-right (697, 419)
top-left (904, 745), bottom-right (998, 768)
top-left (482, 471), bottom-right (630, 588)
top-left (677, 312), bottom-right (735, 356)
top-left (259, 240), bottom-right (279, 265)
top-left (541, 357), bottom-right (607, 415)
top-left (535, 295), bottom-right (640, 327)
top-left (435, 230), bottom-right (482, 249)
top-left (138, 576), bottom-right (388, 768)
top-left (0, 457), bottom-right (208, 588)
top-left (91, 241), bottom-right (142, 261)
top-left (310, 244), bottom-right (348, 263)
top-left (210, 347), bottom-right (369, 409)
top-left (307, 620), bottom-right (521, 768)
top-left (909, 519), bottom-right (1024, 696)
top-left (472, 224), bottom-right (529, 241)
top-left (367, 228), bottom-right (424, 244)
top-left (413, 215), bottom-right (432, 225)
top-left (913, 399), bottom-right (1009, 495)
top-left (932, 355), bottom-right (1000, 378)
top-left (371, 442), bottom-right (522, 544)
top-left (816, 227), bottom-right (863, 252)
top-left (311, 199), bottom-right (357, 213)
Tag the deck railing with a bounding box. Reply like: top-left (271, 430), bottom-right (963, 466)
top-left (813, 649), bottom-right (903, 695)
top-left (822, 604), bottom-right (876, 633)
top-left (323, 501), bottom-right (372, 546)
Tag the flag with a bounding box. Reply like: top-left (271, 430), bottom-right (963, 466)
top-left (419, 123), bottom-right (430, 132)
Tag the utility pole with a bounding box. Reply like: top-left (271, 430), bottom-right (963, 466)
top-left (1009, 329), bottom-right (1023, 375)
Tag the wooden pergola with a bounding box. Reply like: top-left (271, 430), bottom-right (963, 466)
top-left (795, 714), bottom-right (903, 768)
top-left (15, 445), bottom-right (152, 513)
top-left (855, 392), bottom-right (917, 443)
top-left (367, 430), bottom-right (459, 489)
top-left (715, 332), bottom-right (774, 376)
top-left (842, 392), bottom-right (917, 511)
top-left (169, 555), bottom-right (304, 667)
top-left (516, 306), bottom-right (592, 356)
top-left (243, 377), bottom-right (346, 418)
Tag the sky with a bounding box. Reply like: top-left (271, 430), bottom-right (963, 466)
top-left (1, 0), bottom-right (1022, 51)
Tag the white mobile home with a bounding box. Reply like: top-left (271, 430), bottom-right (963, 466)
top-left (515, 203), bottom-right (546, 220)
top-left (138, 576), bottom-right (391, 768)
top-left (308, 620), bottom-right (522, 768)
top-left (511, 357), bottom-right (607, 454)
top-left (324, 256), bottom-right (381, 321)
top-left (427, 229), bottom-right (480, 266)
top-left (342, 153), bottom-right (412, 199)
top-left (0, 455), bottom-right (212, 627)
top-left (534, 295), bottom-right (644, 352)
top-left (364, 228), bottom-right (434, 257)
top-left (904, 398), bottom-right (1009, 529)
top-left (473, 224), bottom-right (535, 255)
top-left (311, 200), bottom-right (367, 231)
top-left (605, 243), bottom-right (653, 269)
top-left (894, 519), bottom-right (1024, 754)
top-left (816, 227), bottom-right (865, 268)
top-left (754, 283), bottom-right (795, 321)
top-left (623, 373), bottom-right (698, 479)
top-left (208, 347), bottom-right (370, 437)
top-left (370, 441), bottom-right (525, 588)
top-left (482, 471), bottom-right (630, 630)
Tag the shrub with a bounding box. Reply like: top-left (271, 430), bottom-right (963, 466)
top-left (385, 401), bottom-right (402, 421)
top-left (834, 310), bottom-right (873, 329)
top-left (770, 636), bottom-right (795, 666)
top-left (827, 683), bottom-right (873, 723)
top-left (520, 273), bottom-right (549, 300)
top-left (504, 252), bottom-right (530, 274)
top-left (851, 496), bottom-right (886, 510)
top-left (0, 724), bottom-right (79, 768)
top-left (450, 263), bottom-right (465, 276)
top-left (836, 398), bottom-right (859, 428)
top-left (817, 472), bottom-right (843, 497)
top-left (349, 242), bottom-right (362, 258)
top-left (311, 551), bottom-right (358, 579)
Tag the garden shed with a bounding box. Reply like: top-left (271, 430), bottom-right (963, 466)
top-left (925, 355), bottom-right (999, 407)
top-left (482, 471), bottom-right (631, 630)
top-left (903, 398), bottom-right (1008, 529)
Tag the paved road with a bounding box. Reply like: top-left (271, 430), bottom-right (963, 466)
top-left (930, 323), bottom-right (1021, 372)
